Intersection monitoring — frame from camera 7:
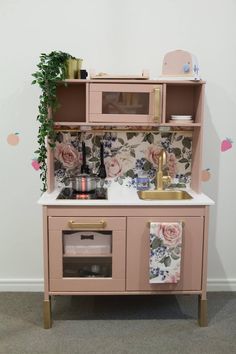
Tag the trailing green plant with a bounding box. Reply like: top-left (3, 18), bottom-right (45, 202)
top-left (32, 51), bottom-right (74, 191)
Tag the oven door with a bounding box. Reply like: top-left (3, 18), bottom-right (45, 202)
top-left (48, 216), bottom-right (126, 292)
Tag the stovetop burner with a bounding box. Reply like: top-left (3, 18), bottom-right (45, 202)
top-left (57, 188), bottom-right (108, 200)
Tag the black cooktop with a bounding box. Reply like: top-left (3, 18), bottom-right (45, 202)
top-left (57, 188), bottom-right (108, 200)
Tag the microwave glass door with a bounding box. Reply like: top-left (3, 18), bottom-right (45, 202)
top-left (102, 92), bottom-right (149, 115)
top-left (89, 83), bottom-right (162, 123)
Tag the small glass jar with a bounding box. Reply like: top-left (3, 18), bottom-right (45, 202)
top-left (136, 177), bottom-right (150, 190)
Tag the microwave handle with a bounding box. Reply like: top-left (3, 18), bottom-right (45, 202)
top-left (153, 87), bottom-right (161, 123)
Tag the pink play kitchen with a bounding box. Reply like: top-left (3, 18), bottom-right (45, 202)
top-left (36, 50), bottom-right (214, 328)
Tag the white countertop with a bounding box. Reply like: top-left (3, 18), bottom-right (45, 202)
top-left (38, 183), bottom-right (214, 206)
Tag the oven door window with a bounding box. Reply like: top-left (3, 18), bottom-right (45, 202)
top-left (62, 230), bottom-right (112, 278)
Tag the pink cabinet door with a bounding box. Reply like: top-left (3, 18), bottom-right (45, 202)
top-left (48, 217), bottom-right (126, 292)
top-left (126, 216), bottom-right (204, 291)
top-left (89, 83), bottom-right (162, 123)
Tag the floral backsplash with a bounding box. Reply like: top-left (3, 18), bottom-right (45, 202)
top-left (54, 131), bottom-right (192, 187)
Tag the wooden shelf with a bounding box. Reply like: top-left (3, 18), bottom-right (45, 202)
top-left (63, 254), bottom-right (112, 258)
top-left (54, 121), bottom-right (87, 126)
top-left (58, 79), bottom-right (206, 85)
top-left (163, 123), bottom-right (201, 127)
top-left (54, 121), bottom-right (200, 128)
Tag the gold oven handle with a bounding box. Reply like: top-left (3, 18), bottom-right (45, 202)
top-left (154, 87), bottom-right (161, 123)
top-left (68, 220), bottom-right (107, 229)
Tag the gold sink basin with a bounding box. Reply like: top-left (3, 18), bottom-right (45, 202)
top-left (137, 190), bottom-right (193, 200)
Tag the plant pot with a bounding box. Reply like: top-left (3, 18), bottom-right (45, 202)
top-left (66, 58), bottom-right (83, 79)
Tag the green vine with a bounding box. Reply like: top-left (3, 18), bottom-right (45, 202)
top-left (32, 51), bottom-right (75, 191)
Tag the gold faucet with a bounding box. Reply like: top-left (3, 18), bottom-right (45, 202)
top-left (156, 150), bottom-right (171, 190)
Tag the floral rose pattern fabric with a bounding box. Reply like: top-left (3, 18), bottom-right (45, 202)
top-left (149, 222), bottom-right (182, 283)
top-left (55, 142), bottom-right (80, 169)
top-left (54, 131), bottom-right (192, 187)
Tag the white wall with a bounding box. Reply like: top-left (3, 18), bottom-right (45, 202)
top-left (0, 0), bottom-right (235, 291)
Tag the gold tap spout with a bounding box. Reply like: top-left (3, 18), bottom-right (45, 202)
top-left (156, 150), bottom-right (171, 190)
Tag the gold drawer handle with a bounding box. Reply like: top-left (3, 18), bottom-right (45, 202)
top-left (68, 220), bottom-right (107, 229)
top-left (154, 88), bottom-right (161, 123)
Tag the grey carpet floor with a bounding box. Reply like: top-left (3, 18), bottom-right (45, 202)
top-left (0, 292), bottom-right (235, 354)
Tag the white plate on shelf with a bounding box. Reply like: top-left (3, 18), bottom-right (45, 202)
top-left (171, 115), bottom-right (192, 120)
top-left (170, 119), bottom-right (193, 123)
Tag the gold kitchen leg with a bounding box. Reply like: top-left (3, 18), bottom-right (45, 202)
top-left (198, 296), bottom-right (208, 327)
top-left (43, 298), bottom-right (52, 329)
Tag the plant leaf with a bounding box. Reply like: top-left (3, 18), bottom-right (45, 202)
top-left (164, 256), bottom-right (171, 267)
top-left (172, 148), bottom-right (181, 158)
top-left (179, 158), bottom-right (188, 163)
top-left (125, 169), bottom-right (135, 178)
top-left (175, 135), bottom-right (183, 141)
top-left (185, 162), bottom-right (190, 169)
top-left (127, 132), bottom-right (137, 140)
top-left (143, 160), bottom-right (153, 171)
top-left (143, 133), bottom-right (154, 144)
top-left (130, 149), bottom-right (135, 157)
top-left (118, 138), bottom-right (125, 145)
top-left (182, 137), bottom-right (192, 149)
top-left (117, 177), bottom-right (124, 185)
top-left (152, 238), bottom-right (163, 249)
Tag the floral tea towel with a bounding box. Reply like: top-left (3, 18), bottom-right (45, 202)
top-left (149, 222), bottom-right (182, 284)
